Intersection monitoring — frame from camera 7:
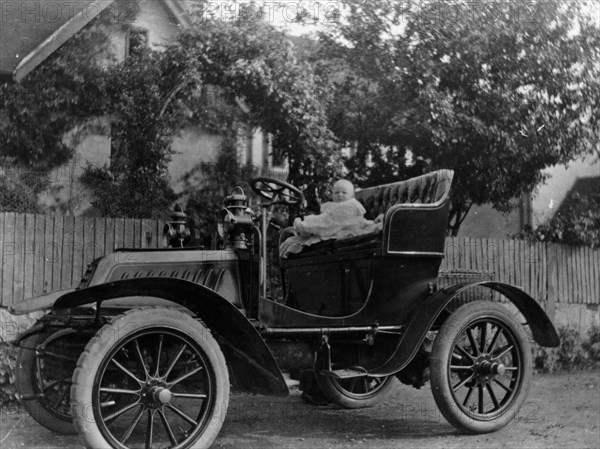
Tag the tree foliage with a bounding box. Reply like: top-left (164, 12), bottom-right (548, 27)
top-left (80, 17), bottom-right (342, 217)
top-left (0, 17), bottom-right (111, 213)
top-left (167, 19), bottom-right (342, 211)
top-left (79, 42), bottom-right (182, 218)
top-left (312, 0), bottom-right (600, 234)
top-left (1, 14), bottom-right (340, 217)
top-left (182, 136), bottom-right (258, 245)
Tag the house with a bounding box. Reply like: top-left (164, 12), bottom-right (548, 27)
top-left (458, 153), bottom-right (600, 239)
top-left (0, 0), bottom-right (283, 215)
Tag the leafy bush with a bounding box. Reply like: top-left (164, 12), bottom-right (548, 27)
top-left (0, 343), bottom-right (17, 405)
top-left (582, 324), bottom-right (600, 363)
top-left (519, 191), bottom-right (600, 248)
top-left (534, 325), bottom-right (600, 372)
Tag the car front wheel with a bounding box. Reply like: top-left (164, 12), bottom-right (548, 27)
top-left (71, 307), bottom-right (229, 449)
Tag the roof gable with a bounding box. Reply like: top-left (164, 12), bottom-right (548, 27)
top-left (0, 0), bottom-right (191, 82)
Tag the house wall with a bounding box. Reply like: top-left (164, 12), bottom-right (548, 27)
top-left (170, 126), bottom-right (223, 193)
top-left (36, 1), bottom-right (228, 213)
top-left (38, 121), bottom-right (111, 214)
top-left (531, 155), bottom-right (600, 227)
top-left (458, 154), bottom-right (599, 239)
top-left (457, 201), bottom-right (523, 239)
top-left (26, 1), bottom-right (292, 215)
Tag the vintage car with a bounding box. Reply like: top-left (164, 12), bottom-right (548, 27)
top-left (9, 170), bottom-right (559, 449)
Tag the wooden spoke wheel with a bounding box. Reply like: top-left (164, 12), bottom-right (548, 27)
top-left (430, 301), bottom-right (532, 433)
top-left (71, 308), bottom-right (229, 449)
top-left (15, 328), bottom-right (85, 434)
top-left (316, 368), bottom-right (395, 409)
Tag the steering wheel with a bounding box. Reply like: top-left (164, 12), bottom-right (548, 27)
top-left (250, 177), bottom-right (306, 208)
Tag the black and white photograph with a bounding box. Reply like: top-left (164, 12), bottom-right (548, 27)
top-left (0, 1), bottom-right (598, 448)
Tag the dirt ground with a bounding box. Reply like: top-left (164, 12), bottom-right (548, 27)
top-left (0, 370), bottom-right (598, 449)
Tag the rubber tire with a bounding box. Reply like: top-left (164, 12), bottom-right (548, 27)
top-left (430, 301), bottom-right (532, 434)
top-left (70, 308), bottom-right (230, 449)
top-left (15, 331), bottom-right (77, 435)
top-left (316, 373), bottom-right (395, 409)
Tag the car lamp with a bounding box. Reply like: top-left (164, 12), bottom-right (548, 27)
top-left (163, 204), bottom-right (191, 248)
top-left (218, 187), bottom-right (255, 250)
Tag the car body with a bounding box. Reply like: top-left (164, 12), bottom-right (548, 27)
top-left (10, 169), bottom-right (559, 449)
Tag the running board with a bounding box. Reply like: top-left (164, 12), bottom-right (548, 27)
top-left (320, 368), bottom-right (368, 380)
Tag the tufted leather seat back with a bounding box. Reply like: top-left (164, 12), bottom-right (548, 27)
top-left (355, 170), bottom-right (454, 219)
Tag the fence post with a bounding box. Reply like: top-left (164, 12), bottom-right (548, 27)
top-left (546, 243), bottom-right (558, 322)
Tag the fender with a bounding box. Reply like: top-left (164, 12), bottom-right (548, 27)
top-left (367, 281), bottom-right (559, 377)
top-left (52, 278), bottom-right (288, 397)
top-left (12, 322), bottom-right (46, 346)
top-left (9, 288), bottom-right (76, 315)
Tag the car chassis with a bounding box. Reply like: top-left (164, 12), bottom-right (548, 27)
top-left (10, 169), bottom-right (559, 449)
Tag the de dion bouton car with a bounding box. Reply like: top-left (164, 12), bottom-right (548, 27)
top-left (10, 170), bottom-right (559, 449)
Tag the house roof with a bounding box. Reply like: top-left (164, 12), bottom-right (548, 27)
top-left (0, 0), bottom-right (192, 82)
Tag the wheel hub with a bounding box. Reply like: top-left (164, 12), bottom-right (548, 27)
top-left (472, 354), bottom-right (506, 383)
top-left (141, 380), bottom-right (172, 409)
top-left (480, 361), bottom-right (506, 376)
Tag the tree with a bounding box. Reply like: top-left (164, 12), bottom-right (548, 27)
top-left (0, 16), bottom-right (112, 213)
top-left (79, 43), bottom-right (182, 218)
top-left (82, 17), bottom-right (342, 218)
top-left (312, 0), bottom-right (600, 234)
top-left (2, 13), bottom-right (341, 218)
top-left (168, 18), bottom-right (342, 211)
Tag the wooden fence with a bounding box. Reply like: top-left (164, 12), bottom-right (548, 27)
top-left (440, 237), bottom-right (600, 308)
top-left (0, 212), bottom-right (598, 309)
top-left (0, 213), bottom-right (164, 307)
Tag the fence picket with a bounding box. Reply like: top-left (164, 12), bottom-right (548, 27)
top-left (124, 219), bottom-right (135, 248)
top-left (558, 244), bottom-right (564, 302)
top-left (62, 216), bottom-right (75, 289)
top-left (13, 214), bottom-right (25, 303)
top-left (587, 247), bottom-right (592, 303)
top-left (587, 247), bottom-right (593, 304)
top-left (72, 216), bottom-right (85, 289)
top-left (114, 218), bottom-right (125, 249)
top-left (23, 214), bottom-right (35, 300)
top-left (581, 246), bottom-right (588, 304)
top-left (0, 213), bottom-right (4, 306)
top-left (140, 219), bottom-right (150, 248)
top-left (540, 242), bottom-right (547, 304)
top-left (42, 215), bottom-right (55, 294)
top-left (546, 244), bottom-right (558, 320)
top-left (577, 246), bottom-right (587, 304)
top-left (573, 245), bottom-right (581, 303)
top-left (32, 215), bottom-right (45, 297)
top-left (156, 220), bottom-right (164, 249)
top-left (52, 215), bottom-right (64, 293)
top-left (94, 217), bottom-right (106, 260)
top-left (1, 213), bottom-right (15, 306)
top-left (105, 218), bottom-right (115, 254)
top-left (567, 245), bottom-right (575, 303)
top-left (592, 249), bottom-right (600, 304)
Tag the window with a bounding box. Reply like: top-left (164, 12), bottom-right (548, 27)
top-left (127, 27), bottom-right (149, 58)
top-left (269, 136), bottom-right (285, 168)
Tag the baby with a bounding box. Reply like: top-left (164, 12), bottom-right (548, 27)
top-left (281, 179), bottom-right (382, 257)
top-left (294, 180), bottom-right (375, 238)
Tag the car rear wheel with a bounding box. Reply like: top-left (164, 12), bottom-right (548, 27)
top-left (430, 301), bottom-right (532, 433)
top-left (71, 307), bottom-right (229, 449)
top-left (15, 328), bottom-right (85, 434)
top-left (316, 368), bottom-right (395, 409)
